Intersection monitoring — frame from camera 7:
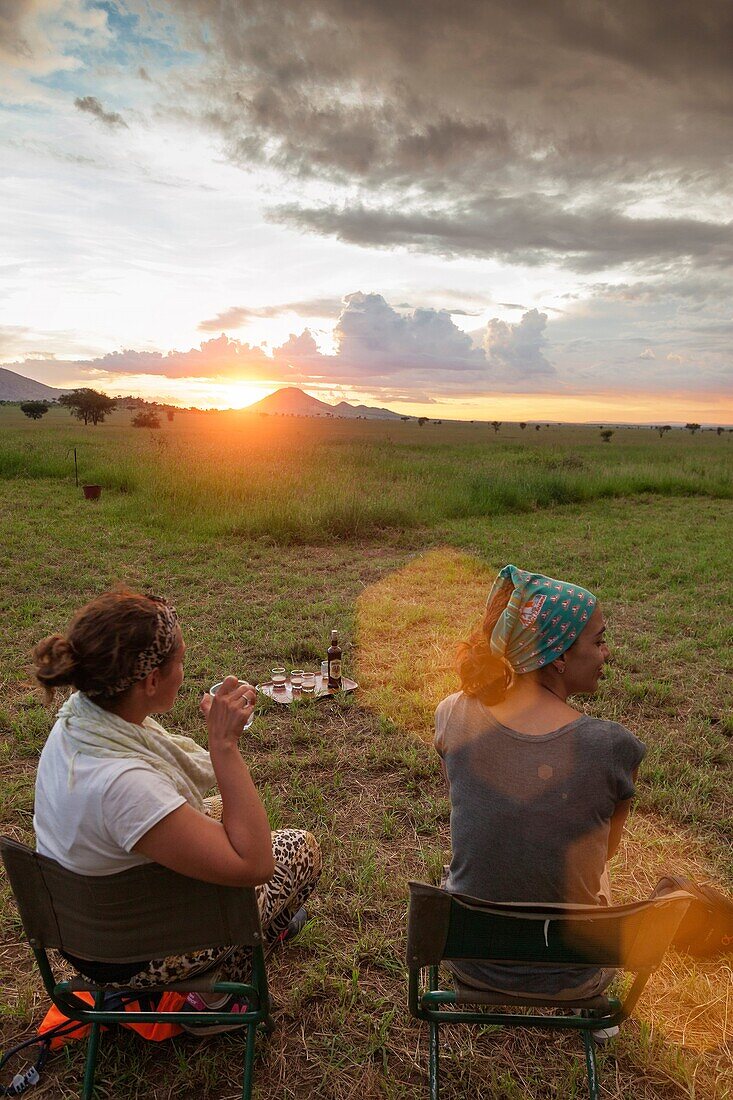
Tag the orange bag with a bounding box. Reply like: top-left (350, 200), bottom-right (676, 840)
top-left (1, 993), bottom-right (188, 1095)
top-left (37, 991), bottom-right (187, 1047)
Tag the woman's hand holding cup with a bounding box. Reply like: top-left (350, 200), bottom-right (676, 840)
top-left (202, 676), bottom-right (256, 745)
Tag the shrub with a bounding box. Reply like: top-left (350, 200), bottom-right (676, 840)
top-left (132, 411), bottom-right (161, 428)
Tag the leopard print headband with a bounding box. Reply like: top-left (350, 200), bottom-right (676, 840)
top-left (87, 596), bottom-right (179, 698)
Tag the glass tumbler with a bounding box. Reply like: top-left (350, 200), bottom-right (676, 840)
top-left (301, 672), bottom-right (316, 693)
top-left (271, 668), bottom-right (287, 690)
top-left (290, 669), bottom-right (304, 690)
top-left (210, 680), bottom-right (255, 731)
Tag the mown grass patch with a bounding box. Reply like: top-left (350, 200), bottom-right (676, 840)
top-left (357, 547), bottom-right (491, 735)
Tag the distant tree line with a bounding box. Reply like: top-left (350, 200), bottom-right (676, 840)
top-left (50, 389), bottom-right (181, 427)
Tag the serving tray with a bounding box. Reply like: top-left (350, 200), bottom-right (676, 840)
top-left (257, 674), bottom-right (358, 704)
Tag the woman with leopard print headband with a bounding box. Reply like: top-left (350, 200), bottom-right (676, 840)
top-left (32, 586), bottom-right (321, 1031)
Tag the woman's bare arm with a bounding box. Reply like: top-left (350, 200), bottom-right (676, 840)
top-left (133, 677), bottom-right (275, 886)
top-left (607, 768), bottom-right (639, 860)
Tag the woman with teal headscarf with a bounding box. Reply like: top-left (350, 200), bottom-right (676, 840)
top-left (434, 565), bottom-right (646, 1024)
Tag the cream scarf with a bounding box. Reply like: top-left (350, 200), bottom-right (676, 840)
top-left (58, 691), bottom-right (215, 811)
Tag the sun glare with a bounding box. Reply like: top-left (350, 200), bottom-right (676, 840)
top-left (98, 376), bottom-right (278, 410)
top-left (202, 380), bottom-right (279, 410)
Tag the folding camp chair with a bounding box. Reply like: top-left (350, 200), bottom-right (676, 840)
top-left (407, 881), bottom-right (692, 1100)
top-left (1, 837), bottom-right (275, 1100)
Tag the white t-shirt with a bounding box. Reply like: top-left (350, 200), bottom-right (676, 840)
top-left (34, 720), bottom-right (186, 876)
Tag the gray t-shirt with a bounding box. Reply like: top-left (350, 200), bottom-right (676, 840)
top-left (434, 692), bottom-right (646, 994)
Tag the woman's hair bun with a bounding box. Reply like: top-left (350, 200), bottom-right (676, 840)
top-left (456, 578), bottom-right (515, 704)
top-left (32, 588), bottom-right (167, 703)
top-left (457, 635), bottom-right (513, 705)
top-left (33, 633), bottom-right (78, 689)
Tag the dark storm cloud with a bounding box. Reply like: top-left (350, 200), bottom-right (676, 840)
top-left (74, 96), bottom-right (128, 129)
top-left (144, 0), bottom-right (733, 272)
top-left (270, 199), bottom-right (733, 272)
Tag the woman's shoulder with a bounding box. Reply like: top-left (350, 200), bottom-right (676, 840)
top-left (435, 690), bottom-right (484, 722)
top-left (435, 691), bottom-right (462, 717)
top-left (576, 713), bottom-right (639, 737)
top-left (435, 692), bottom-right (488, 753)
top-left (575, 715), bottom-right (646, 760)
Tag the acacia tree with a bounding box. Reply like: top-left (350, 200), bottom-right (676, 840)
top-left (59, 389), bottom-right (116, 425)
top-left (519, 422), bottom-right (527, 430)
top-left (685, 422), bottom-right (701, 435)
top-left (600, 429), bottom-right (614, 443)
top-left (20, 401), bottom-right (49, 420)
top-left (490, 420), bottom-right (502, 432)
top-left (657, 425), bottom-right (672, 438)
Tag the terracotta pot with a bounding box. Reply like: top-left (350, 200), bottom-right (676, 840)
top-left (82, 484), bottom-right (102, 500)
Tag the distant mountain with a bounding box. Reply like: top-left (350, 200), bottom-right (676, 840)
top-left (248, 386), bottom-right (405, 420)
top-left (250, 387), bottom-right (333, 417)
top-left (331, 400), bottom-right (404, 420)
top-left (0, 368), bottom-right (68, 402)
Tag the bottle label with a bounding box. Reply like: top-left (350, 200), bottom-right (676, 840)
top-left (329, 660), bottom-right (341, 681)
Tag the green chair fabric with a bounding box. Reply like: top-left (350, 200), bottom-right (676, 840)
top-left (1, 836), bottom-right (274, 1100)
top-left (407, 880), bottom-right (692, 1100)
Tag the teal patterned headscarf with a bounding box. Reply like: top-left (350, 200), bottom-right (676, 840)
top-left (488, 564), bottom-right (597, 674)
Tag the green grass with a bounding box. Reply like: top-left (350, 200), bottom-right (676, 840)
top-left (0, 412), bottom-right (731, 1098)
top-left (0, 405), bottom-right (730, 543)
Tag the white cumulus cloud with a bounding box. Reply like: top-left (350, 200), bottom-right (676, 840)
top-left (482, 309), bottom-right (554, 379)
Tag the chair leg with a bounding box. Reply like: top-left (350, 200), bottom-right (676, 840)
top-left (429, 1021), bottom-right (440, 1100)
top-left (581, 1029), bottom-right (600, 1100)
top-left (81, 1021), bottom-right (102, 1100)
top-left (241, 1022), bottom-right (256, 1100)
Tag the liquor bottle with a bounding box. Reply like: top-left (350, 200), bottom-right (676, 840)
top-left (327, 629), bottom-right (342, 690)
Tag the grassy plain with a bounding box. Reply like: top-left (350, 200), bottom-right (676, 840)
top-left (0, 406), bottom-right (731, 1098)
top-left (0, 404), bottom-right (730, 542)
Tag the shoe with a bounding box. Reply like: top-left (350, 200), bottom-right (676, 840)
top-left (590, 1023), bottom-right (620, 1046)
top-left (282, 906), bottom-right (309, 943)
top-left (267, 906), bottom-right (309, 956)
top-left (181, 991), bottom-right (250, 1034)
top-left (568, 1008), bottom-right (620, 1046)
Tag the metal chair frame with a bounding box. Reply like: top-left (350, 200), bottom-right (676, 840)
top-left (1, 837), bottom-right (274, 1100)
top-left (406, 881), bottom-right (692, 1100)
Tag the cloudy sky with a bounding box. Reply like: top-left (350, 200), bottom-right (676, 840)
top-left (2, 0), bottom-right (732, 421)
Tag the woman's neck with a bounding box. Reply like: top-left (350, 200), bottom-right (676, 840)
top-left (97, 694), bottom-right (150, 727)
top-left (536, 680), bottom-right (568, 704)
top-left (484, 674), bottom-right (578, 735)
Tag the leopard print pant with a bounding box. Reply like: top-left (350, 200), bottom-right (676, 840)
top-left (118, 815), bottom-right (321, 990)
